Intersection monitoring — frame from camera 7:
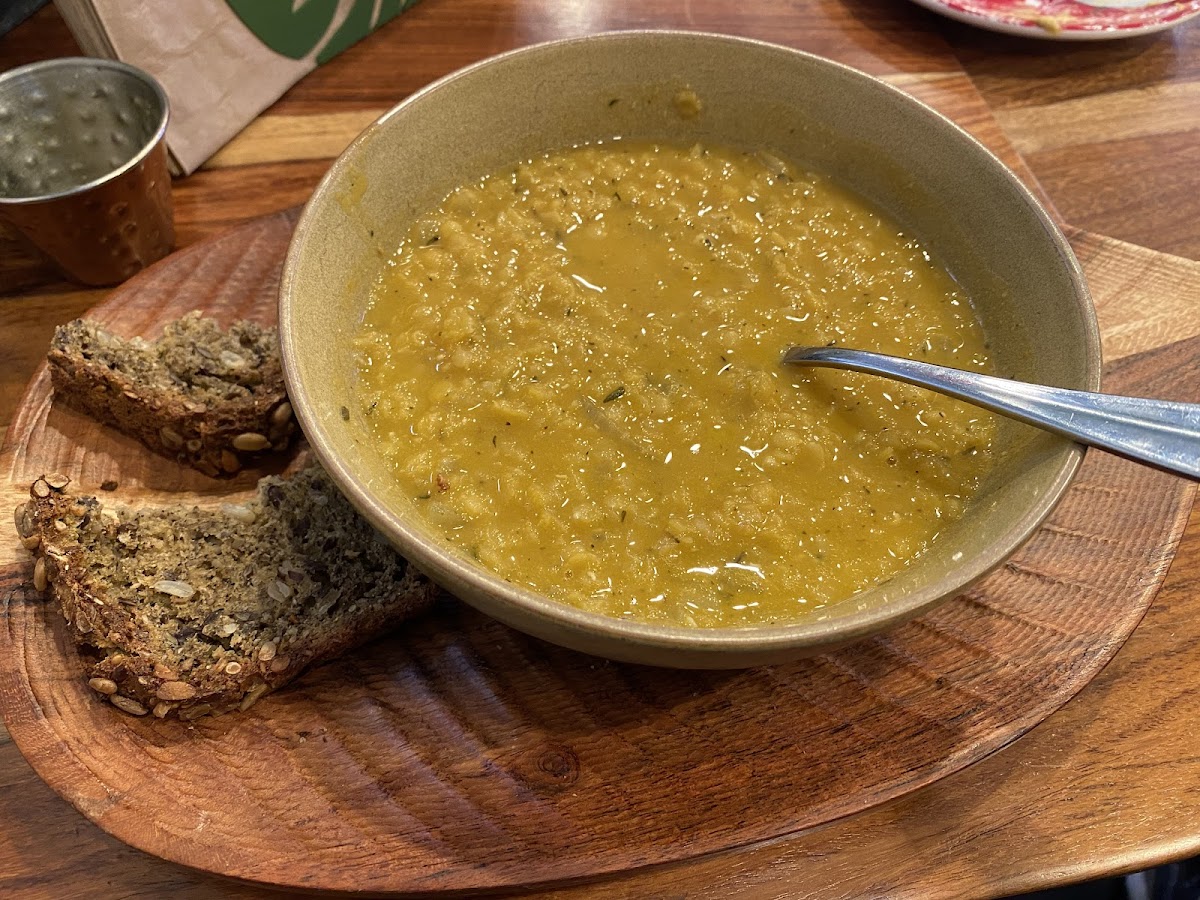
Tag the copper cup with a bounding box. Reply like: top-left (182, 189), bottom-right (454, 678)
top-left (0, 58), bottom-right (174, 286)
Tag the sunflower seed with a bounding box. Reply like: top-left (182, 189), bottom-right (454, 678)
top-left (270, 401), bottom-right (293, 430)
top-left (111, 695), bottom-right (148, 716)
top-left (278, 562), bottom-right (305, 582)
top-left (159, 426), bottom-right (184, 451)
top-left (156, 681), bottom-right (197, 701)
top-left (221, 503), bottom-right (257, 524)
top-left (179, 703), bottom-right (213, 721)
top-left (32, 557), bottom-right (47, 591)
top-left (266, 579), bottom-right (292, 602)
top-left (88, 677), bottom-right (118, 695)
top-left (232, 432), bottom-right (270, 452)
top-left (239, 683), bottom-right (269, 712)
top-left (31, 479), bottom-right (50, 499)
top-left (45, 473), bottom-right (70, 490)
top-left (153, 580), bottom-right (195, 599)
top-left (14, 503), bottom-right (32, 537)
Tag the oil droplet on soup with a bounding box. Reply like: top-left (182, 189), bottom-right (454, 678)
top-left (355, 142), bottom-right (997, 627)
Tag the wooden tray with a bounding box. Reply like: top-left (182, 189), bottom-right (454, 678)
top-left (0, 210), bottom-right (1195, 895)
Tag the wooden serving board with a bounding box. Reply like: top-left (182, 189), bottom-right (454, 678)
top-left (0, 210), bottom-right (1196, 895)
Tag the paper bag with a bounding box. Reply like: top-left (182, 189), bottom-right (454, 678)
top-left (58, 0), bottom-right (420, 174)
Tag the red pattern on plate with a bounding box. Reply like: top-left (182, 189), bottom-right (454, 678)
top-left (912, 0), bottom-right (1200, 36)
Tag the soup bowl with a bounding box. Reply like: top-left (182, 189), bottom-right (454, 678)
top-left (279, 31), bottom-right (1100, 667)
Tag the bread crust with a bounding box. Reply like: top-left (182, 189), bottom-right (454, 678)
top-left (47, 313), bottom-right (296, 477)
top-left (16, 468), bottom-right (436, 719)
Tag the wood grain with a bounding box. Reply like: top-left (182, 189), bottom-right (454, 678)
top-left (1068, 227), bottom-right (1200, 363)
top-left (1019, 131), bottom-right (1200, 262)
top-left (948, 20), bottom-right (1200, 259)
top-left (0, 285), bottom-right (99, 447)
top-left (266, 0), bottom-right (962, 122)
top-left (995, 81), bottom-right (1200, 156)
top-left (0, 212), bottom-right (1194, 895)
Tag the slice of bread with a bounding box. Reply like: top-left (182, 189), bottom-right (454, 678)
top-left (48, 312), bottom-right (296, 477)
top-left (15, 466), bottom-right (436, 719)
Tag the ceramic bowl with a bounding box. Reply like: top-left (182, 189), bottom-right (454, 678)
top-left (280, 31), bottom-right (1100, 667)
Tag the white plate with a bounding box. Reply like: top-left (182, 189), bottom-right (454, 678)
top-left (908, 0), bottom-right (1200, 39)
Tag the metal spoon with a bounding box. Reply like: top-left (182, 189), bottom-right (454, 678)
top-left (782, 346), bottom-right (1200, 480)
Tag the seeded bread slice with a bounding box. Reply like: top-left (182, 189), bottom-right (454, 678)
top-left (15, 467), bottom-right (436, 719)
top-left (47, 312), bottom-right (295, 477)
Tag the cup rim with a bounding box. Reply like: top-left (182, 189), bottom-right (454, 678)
top-left (0, 56), bottom-right (170, 206)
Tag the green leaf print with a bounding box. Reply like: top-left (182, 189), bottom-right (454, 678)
top-left (315, 0), bottom-right (422, 65)
top-left (226, 0), bottom-right (422, 64)
top-left (225, 0), bottom-right (340, 60)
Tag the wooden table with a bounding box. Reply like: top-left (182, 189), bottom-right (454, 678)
top-left (1, 3), bottom-right (1198, 897)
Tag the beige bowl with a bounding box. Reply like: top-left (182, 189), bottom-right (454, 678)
top-left (280, 31), bottom-right (1100, 668)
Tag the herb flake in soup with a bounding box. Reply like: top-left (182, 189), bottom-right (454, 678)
top-left (355, 141), bottom-right (997, 627)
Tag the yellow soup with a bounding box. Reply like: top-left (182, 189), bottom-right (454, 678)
top-left (356, 142), bottom-right (997, 627)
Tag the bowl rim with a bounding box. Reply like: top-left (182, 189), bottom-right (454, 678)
top-left (280, 29), bottom-right (1100, 658)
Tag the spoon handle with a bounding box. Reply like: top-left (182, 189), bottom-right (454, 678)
top-left (782, 346), bottom-right (1200, 480)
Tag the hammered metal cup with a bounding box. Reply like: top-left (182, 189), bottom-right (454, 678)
top-left (0, 58), bottom-right (174, 286)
